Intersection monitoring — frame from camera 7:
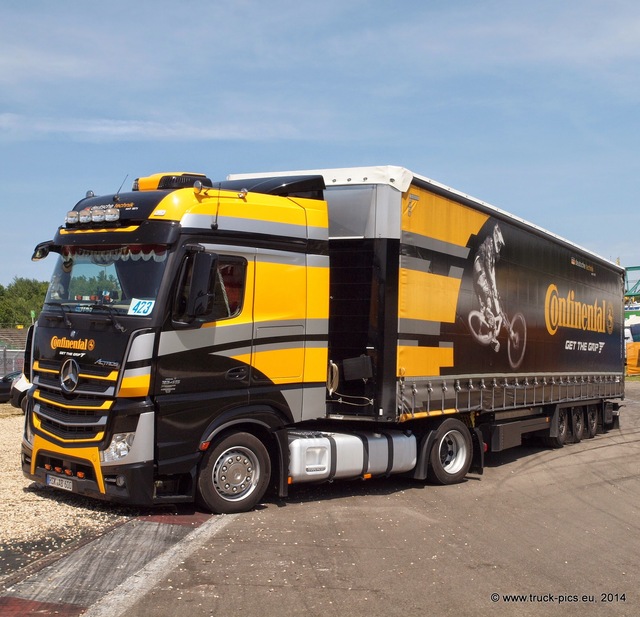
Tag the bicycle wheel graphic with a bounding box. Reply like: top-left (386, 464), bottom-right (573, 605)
top-left (507, 312), bottom-right (527, 369)
top-left (468, 310), bottom-right (494, 346)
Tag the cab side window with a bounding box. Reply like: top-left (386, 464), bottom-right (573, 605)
top-left (212, 259), bottom-right (246, 319)
top-left (173, 254), bottom-right (246, 324)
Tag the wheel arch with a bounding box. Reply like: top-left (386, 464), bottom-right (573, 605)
top-left (198, 405), bottom-right (290, 498)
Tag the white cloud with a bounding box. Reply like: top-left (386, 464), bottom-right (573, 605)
top-left (0, 112), bottom-right (307, 142)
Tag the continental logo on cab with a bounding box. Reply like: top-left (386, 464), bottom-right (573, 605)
top-left (50, 336), bottom-right (96, 351)
top-left (544, 284), bottom-right (614, 336)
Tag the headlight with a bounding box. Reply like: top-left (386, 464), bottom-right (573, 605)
top-left (101, 433), bottom-right (135, 462)
top-left (24, 413), bottom-right (33, 445)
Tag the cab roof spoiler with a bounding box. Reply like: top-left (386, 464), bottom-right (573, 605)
top-left (217, 174), bottom-right (325, 200)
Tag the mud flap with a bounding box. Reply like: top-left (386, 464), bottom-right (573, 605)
top-left (412, 430), bottom-right (436, 481)
top-left (274, 428), bottom-right (290, 498)
top-left (470, 427), bottom-right (485, 475)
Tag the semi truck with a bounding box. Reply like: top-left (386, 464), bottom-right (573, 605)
top-left (21, 165), bottom-right (624, 514)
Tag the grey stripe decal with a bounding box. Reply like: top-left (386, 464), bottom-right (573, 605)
top-left (401, 231), bottom-right (470, 260)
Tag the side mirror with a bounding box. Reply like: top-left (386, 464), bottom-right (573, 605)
top-left (32, 240), bottom-right (55, 261)
top-left (185, 251), bottom-right (217, 318)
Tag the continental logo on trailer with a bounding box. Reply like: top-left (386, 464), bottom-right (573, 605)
top-left (50, 336), bottom-right (96, 351)
top-left (544, 284), bottom-right (614, 336)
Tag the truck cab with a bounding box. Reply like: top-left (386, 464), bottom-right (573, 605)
top-left (23, 172), bottom-right (331, 512)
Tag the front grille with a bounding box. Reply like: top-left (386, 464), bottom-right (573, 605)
top-left (32, 358), bottom-right (116, 442)
top-left (37, 414), bottom-right (104, 440)
top-left (37, 373), bottom-right (112, 395)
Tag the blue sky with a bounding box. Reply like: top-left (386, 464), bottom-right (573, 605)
top-left (1, 0), bottom-right (639, 288)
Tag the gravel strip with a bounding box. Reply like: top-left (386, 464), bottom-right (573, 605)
top-left (0, 403), bottom-right (141, 584)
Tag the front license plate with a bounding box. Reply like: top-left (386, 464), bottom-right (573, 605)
top-left (47, 474), bottom-right (73, 492)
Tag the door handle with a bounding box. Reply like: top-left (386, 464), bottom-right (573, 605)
top-left (226, 366), bottom-right (248, 381)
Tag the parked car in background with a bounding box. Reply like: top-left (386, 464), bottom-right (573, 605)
top-left (10, 373), bottom-right (31, 411)
top-left (0, 371), bottom-right (21, 404)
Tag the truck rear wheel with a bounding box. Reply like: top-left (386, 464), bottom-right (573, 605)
top-left (197, 432), bottom-right (271, 514)
top-left (571, 407), bottom-right (584, 442)
top-left (546, 407), bottom-right (568, 448)
top-left (427, 419), bottom-right (472, 485)
top-left (585, 405), bottom-right (598, 438)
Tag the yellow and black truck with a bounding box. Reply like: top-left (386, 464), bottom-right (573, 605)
top-left (22, 166), bottom-right (624, 513)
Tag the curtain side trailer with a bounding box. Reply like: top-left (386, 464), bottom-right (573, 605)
top-left (22, 166), bottom-right (624, 513)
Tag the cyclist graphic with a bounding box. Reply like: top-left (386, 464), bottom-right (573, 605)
top-left (472, 224), bottom-right (505, 352)
top-left (468, 223), bottom-right (527, 369)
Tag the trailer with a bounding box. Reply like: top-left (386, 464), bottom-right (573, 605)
top-left (22, 166), bottom-right (624, 513)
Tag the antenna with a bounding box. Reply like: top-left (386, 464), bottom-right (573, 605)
top-left (116, 174), bottom-right (129, 195)
top-left (211, 182), bottom-right (221, 230)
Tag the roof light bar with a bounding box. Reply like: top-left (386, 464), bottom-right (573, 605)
top-left (65, 206), bottom-right (120, 227)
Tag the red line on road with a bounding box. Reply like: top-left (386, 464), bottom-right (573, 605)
top-left (0, 596), bottom-right (85, 616)
top-left (136, 511), bottom-right (213, 526)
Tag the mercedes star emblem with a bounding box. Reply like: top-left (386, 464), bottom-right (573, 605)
top-left (60, 358), bottom-right (80, 394)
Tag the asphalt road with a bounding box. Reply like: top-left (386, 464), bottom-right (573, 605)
top-left (3, 382), bottom-right (639, 616)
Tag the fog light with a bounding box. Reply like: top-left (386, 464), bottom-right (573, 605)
top-left (25, 417), bottom-right (34, 445)
top-left (116, 475), bottom-right (126, 488)
top-left (101, 432), bottom-right (135, 462)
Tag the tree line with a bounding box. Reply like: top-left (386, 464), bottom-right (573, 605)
top-left (0, 278), bottom-right (48, 328)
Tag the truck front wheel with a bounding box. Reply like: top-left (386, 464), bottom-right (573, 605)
top-left (427, 419), bottom-right (472, 485)
top-left (197, 432), bottom-right (271, 514)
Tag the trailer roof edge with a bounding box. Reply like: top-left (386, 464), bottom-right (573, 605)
top-left (228, 165), bottom-right (623, 273)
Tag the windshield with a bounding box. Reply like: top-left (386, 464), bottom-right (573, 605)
top-left (45, 245), bottom-right (168, 317)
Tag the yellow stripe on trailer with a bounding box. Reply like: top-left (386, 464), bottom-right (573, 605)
top-left (402, 187), bottom-right (488, 247)
top-left (397, 345), bottom-right (454, 378)
top-left (398, 408), bottom-right (458, 422)
top-left (399, 269), bottom-right (461, 323)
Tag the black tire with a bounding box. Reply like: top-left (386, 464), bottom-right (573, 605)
top-left (197, 432), bottom-right (271, 514)
top-left (572, 407), bottom-right (584, 442)
top-left (427, 419), bottom-right (473, 485)
top-left (585, 405), bottom-right (598, 439)
top-left (547, 407), bottom-right (568, 448)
